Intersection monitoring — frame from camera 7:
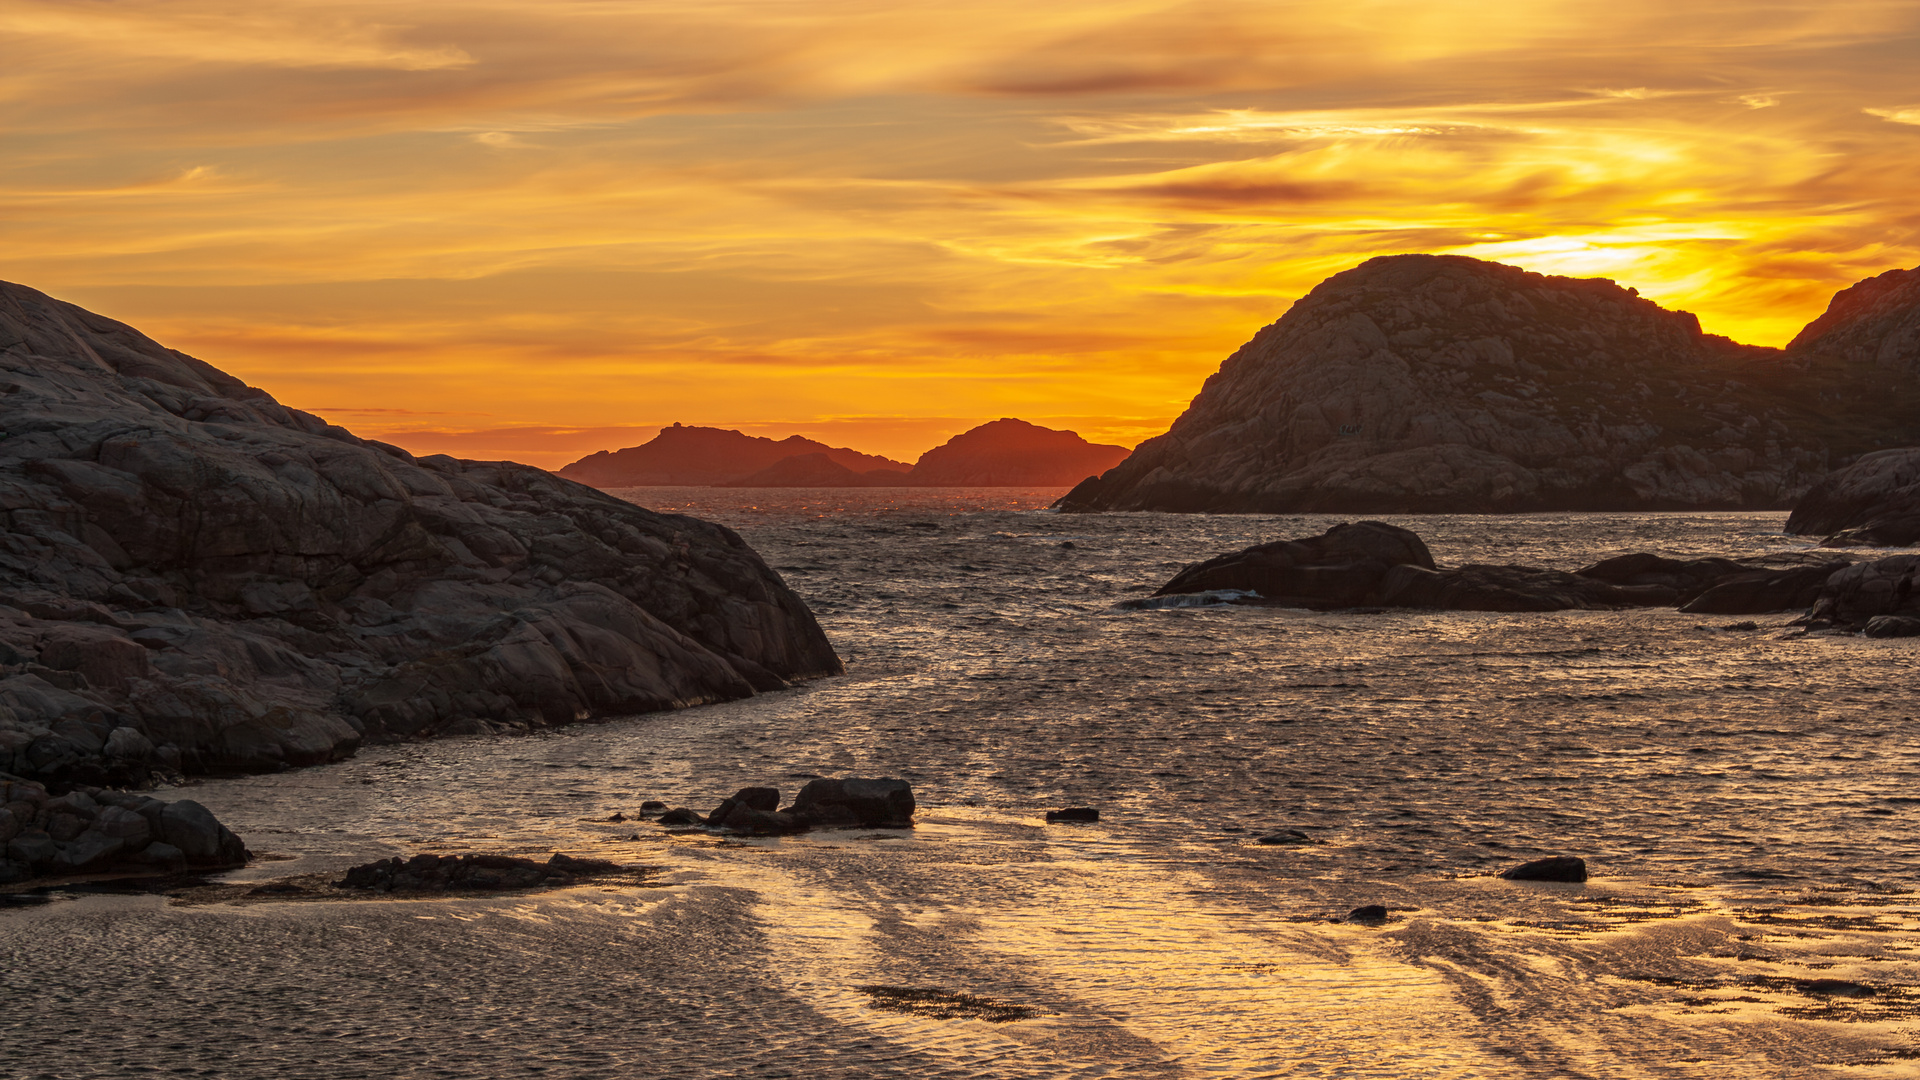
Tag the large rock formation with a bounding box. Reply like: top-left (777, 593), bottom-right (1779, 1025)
top-left (1785, 448), bottom-right (1920, 547)
top-left (0, 280), bottom-right (841, 786)
top-left (558, 424), bottom-right (908, 487)
top-left (904, 418), bottom-right (1131, 487)
top-left (1, 772), bottom-right (249, 883)
top-left (1058, 255), bottom-right (1920, 513)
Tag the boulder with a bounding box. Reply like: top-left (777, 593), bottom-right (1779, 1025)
top-left (157, 799), bottom-right (249, 867)
top-left (787, 777), bottom-right (916, 828)
top-left (1786, 448), bottom-right (1920, 547)
top-left (1056, 255), bottom-right (1920, 514)
top-left (1152, 521), bottom-right (1433, 606)
top-left (1865, 615), bottom-right (1920, 638)
top-left (0, 280), bottom-right (843, 785)
top-left (655, 807), bottom-right (702, 827)
top-left (1807, 555), bottom-right (1920, 629)
top-left (1499, 856), bottom-right (1588, 882)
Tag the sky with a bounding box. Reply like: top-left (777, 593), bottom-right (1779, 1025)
top-left (5, 1), bottom-right (1919, 468)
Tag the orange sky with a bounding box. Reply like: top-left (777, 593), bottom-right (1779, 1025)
top-left (6, 1), bottom-right (1919, 467)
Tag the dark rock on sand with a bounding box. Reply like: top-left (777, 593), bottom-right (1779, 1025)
top-left (1045, 807), bottom-right (1100, 823)
top-left (787, 777), bottom-right (916, 828)
top-left (1057, 254), bottom-right (1920, 514)
top-left (1499, 856), bottom-right (1588, 882)
top-left (0, 280), bottom-right (841, 784)
top-left (1347, 904), bottom-right (1389, 923)
top-left (1786, 448), bottom-right (1920, 547)
top-left (0, 771), bottom-right (247, 883)
top-left (335, 851), bottom-right (624, 892)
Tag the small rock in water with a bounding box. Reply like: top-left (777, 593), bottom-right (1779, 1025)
top-left (1045, 807), bottom-right (1099, 823)
top-left (606, 812), bottom-right (626, 822)
top-left (1255, 830), bottom-right (1313, 845)
top-left (1865, 615), bottom-right (1920, 638)
top-left (1499, 855), bottom-right (1588, 882)
top-left (1347, 905), bottom-right (1389, 923)
top-left (656, 808), bottom-right (702, 826)
top-left (640, 800), bottom-right (667, 812)
top-left (787, 777), bottom-right (916, 828)
top-left (1802, 978), bottom-right (1877, 998)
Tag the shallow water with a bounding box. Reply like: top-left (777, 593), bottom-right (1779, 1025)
top-left (6, 490), bottom-right (1920, 1078)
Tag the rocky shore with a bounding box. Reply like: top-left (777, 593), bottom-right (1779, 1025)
top-left (0, 771), bottom-right (247, 883)
top-left (0, 280), bottom-right (841, 788)
top-left (1059, 255), bottom-right (1920, 514)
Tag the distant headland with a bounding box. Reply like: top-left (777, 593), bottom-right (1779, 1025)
top-left (558, 418), bottom-right (1130, 488)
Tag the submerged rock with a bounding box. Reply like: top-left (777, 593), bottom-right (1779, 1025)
top-left (0, 772), bottom-right (247, 883)
top-left (1057, 255), bottom-right (1920, 514)
top-left (1499, 856), bottom-right (1588, 882)
top-left (1045, 807), bottom-right (1100, 823)
top-left (1786, 448), bottom-right (1920, 548)
top-left (0, 280), bottom-right (841, 785)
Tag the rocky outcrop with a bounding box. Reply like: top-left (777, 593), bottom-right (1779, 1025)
top-left (335, 851), bottom-right (626, 893)
top-left (667, 777), bottom-right (917, 834)
top-left (1146, 522), bottom-right (1847, 614)
top-left (903, 419), bottom-right (1130, 486)
top-left (558, 424), bottom-right (908, 487)
top-left (0, 280), bottom-right (841, 785)
top-left (1058, 255), bottom-right (1920, 513)
top-left (1807, 555), bottom-right (1920, 630)
top-left (1151, 521), bottom-right (1434, 606)
top-left (0, 772), bottom-right (248, 883)
top-left (1785, 448), bottom-right (1920, 547)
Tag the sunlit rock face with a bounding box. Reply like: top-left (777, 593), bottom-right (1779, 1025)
top-left (0, 281), bottom-right (841, 784)
top-left (1058, 255), bottom-right (1920, 513)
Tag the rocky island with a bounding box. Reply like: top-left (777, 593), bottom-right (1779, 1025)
top-left (564, 418), bottom-right (1129, 489)
top-left (0, 280), bottom-right (841, 789)
top-left (1058, 256), bottom-right (1920, 513)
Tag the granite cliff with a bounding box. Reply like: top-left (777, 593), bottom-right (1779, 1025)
top-left (0, 281), bottom-right (841, 787)
top-left (1059, 255), bottom-right (1920, 513)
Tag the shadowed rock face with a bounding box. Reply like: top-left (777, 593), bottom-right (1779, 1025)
top-left (0, 281), bottom-right (841, 785)
top-left (1059, 255), bottom-right (1920, 514)
top-left (1785, 448), bottom-right (1920, 548)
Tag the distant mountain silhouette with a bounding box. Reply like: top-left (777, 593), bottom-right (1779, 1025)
top-left (904, 418), bottom-right (1131, 486)
top-left (562, 418), bottom-right (1132, 488)
top-left (557, 424), bottom-right (909, 486)
top-left (1057, 254), bottom-right (1920, 513)
top-left (720, 452), bottom-right (910, 487)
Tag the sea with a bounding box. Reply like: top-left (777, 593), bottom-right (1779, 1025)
top-left (6, 489), bottom-right (1920, 1079)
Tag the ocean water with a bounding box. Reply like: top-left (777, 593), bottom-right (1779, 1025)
top-left (6, 489), bottom-right (1920, 1079)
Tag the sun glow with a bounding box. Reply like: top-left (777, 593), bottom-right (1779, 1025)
top-left (3, 0), bottom-right (1917, 466)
